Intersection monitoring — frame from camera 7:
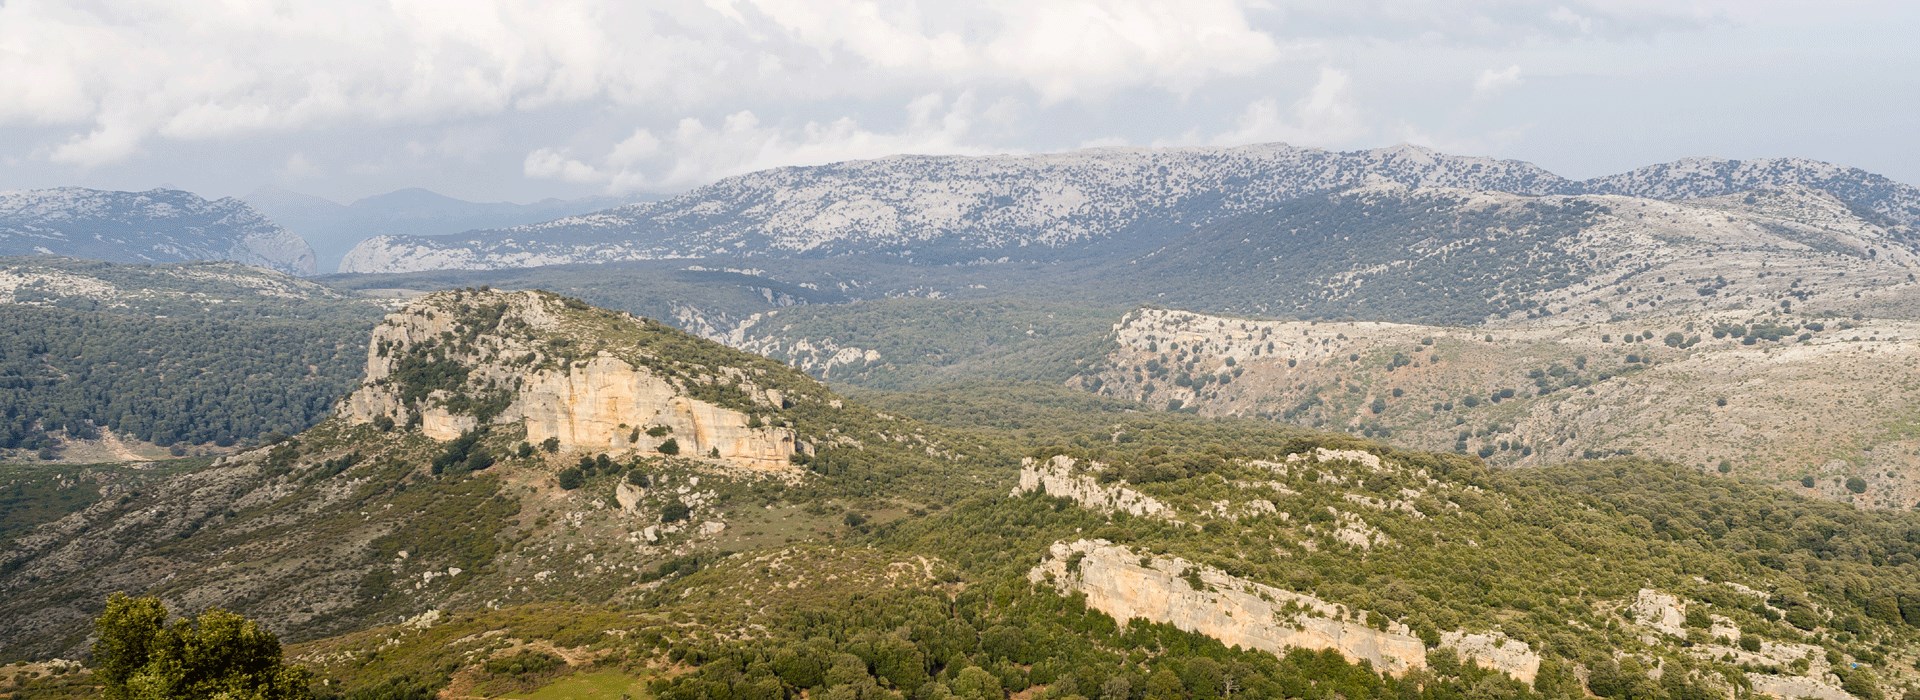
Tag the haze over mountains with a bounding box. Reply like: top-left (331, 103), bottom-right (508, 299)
top-left (0, 188), bottom-right (316, 275)
top-left (337, 144), bottom-right (1920, 275)
top-left (245, 188), bottom-right (642, 273)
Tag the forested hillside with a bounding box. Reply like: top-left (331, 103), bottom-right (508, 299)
top-left (0, 258), bottom-right (382, 457)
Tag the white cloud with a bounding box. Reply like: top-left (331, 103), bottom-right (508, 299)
top-left (531, 92), bottom-right (1001, 191)
top-left (279, 152), bottom-right (321, 179)
top-left (523, 148), bottom-right (605, 184)
top-left (1208, 67), bottom-right (1367, 148)
top-left (1473, 65), bottom-right (1523, 98)
top-left (0, 0), bottom-right (1282, 168)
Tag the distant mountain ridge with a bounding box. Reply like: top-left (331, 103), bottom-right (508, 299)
top-left (1584, 156), bottom-right (1920, 225)
top-left (338, 144), bottom-right (1570, 272)
top-left (246, 187), bottom-right (640, 273)
top-left (338, 144), bottom-right (1920, 273)
top-left (0, 188), bottom-right (315, 275)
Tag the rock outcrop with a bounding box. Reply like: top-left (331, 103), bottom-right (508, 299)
top-left (1031, 539), bottom-right (1429, 676)
top-left (1013, 455), bottom-right (1175, 520)
top-left (1439, 631), bottom-right (1542, 684)
top-left (339, 290), bottom-right (800, 471)
top-left (512, 355), bottom-right (797, 469)
top-left (1033, 539), bottom-right (1546, 684)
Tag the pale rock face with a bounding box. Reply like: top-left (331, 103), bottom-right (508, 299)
top-left (512, 355), bottom-right (797, 470)
top-left (1013, 455), bottom-right (1174, 520)
top-left (615, 482), bottom-right (644, 513)
top-left (1439, 631), bottom-right (1542, 684)
top-left (1033, 538), bottom-right (1544, 684)
top-left (1631, 589), bottom-right (1687, 637)
top-left (1032, 539), bottom-right (1430, 676)
top-left (1746, 674), bottom-right (1853, 700)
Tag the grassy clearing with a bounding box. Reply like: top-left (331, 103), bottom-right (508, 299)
top-left (505, 670), bottom-right (651, 700)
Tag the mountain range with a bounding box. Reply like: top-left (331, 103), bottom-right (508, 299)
top-left (337, 144), bottom-right (1920, 274)
top-left (0, 188), bottom-right (316, 275)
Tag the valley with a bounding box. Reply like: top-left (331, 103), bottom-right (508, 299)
top-left (7, 143), bottom-right (1920, 700)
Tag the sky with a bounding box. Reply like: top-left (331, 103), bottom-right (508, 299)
top-left (1, 0), bottom-right (1916, 204)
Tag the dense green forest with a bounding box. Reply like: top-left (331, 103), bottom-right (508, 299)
top-left (0, 305), bottom-right (374, 453)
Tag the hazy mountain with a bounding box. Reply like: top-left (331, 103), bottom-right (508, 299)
top-left (1123, 183), bottom-right (1920, 324)
top-left (337, 144), bottom-right (1920, 276)
top-left (0, 188), bottom-right (315, 275)
top-left (246, 187), bottom-right (642, 272)
top-left (1584, 156), bottom-right (1920, 226)
top-left (337, 144), bottom-right (1570, 272)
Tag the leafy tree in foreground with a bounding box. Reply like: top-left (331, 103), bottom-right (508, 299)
top-left (93, 593), bottom-right (312, 700)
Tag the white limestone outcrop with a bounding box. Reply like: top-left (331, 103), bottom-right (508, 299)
top-left (1440, 631), bottom-right (1542, 684)
top-left (1031, 539), bottom-right (1428, 676)
top-left (1013, 456), bottom-right (1174, 520)
top-left (1033, 539), bottom-right (1548, 684)
top-left (1630, 588), bottom-right (1687, 638)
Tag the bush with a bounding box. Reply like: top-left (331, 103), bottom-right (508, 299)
top-left (557, 468), bottom-right (585, 490)
top-left (1846, 476), bottom-right (1868, 494)
top-left (657, 438), bottom-right (680, 456)
top-left (483, 650), bottom-right (562, 677)
top-left (661, 500), bottom-right (691, 523)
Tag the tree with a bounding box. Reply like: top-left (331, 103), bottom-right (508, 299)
top-left (93, 593), bottom-right (311, 700)
top-left (658, 438), bottom-right (680, 456)
top-left (556, 468), bottom-right (584, 490)
top-left (93, 594), bottom-right (168, 697)
top-left (951, 666), bottom-right (1002, 700)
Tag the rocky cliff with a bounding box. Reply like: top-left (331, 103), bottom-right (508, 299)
top-left (338, 289), bottom-right (802, 470)
top-left (1031, 539), bottom-right (1544, 682)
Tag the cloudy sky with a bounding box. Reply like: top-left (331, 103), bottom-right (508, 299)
top-left (2, 0), bottom-right (1915, 204)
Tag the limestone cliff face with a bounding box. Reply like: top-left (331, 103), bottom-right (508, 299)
top-left (1033, 539), bottom-right (1429, 676)
top-left (512, 355), bottom-right (797, 470)
top-left (338, 290), bottom-right (799, 471)
top-left (1033, 539), bottom-right (1544, 683)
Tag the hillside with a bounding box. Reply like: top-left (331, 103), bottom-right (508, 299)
top-left (0, 289), bottom-right (969, 659)
top-left (9, 293), bottom-right (1920, 700)
top-left (1127, 184), bottom-right (1920, 325)
top-left (1080, 307), bottom-right (1920, 509)
top-left (0, 258), bottom-right (384, 461)
top-left (0, 188), bottom-right (316, 275)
